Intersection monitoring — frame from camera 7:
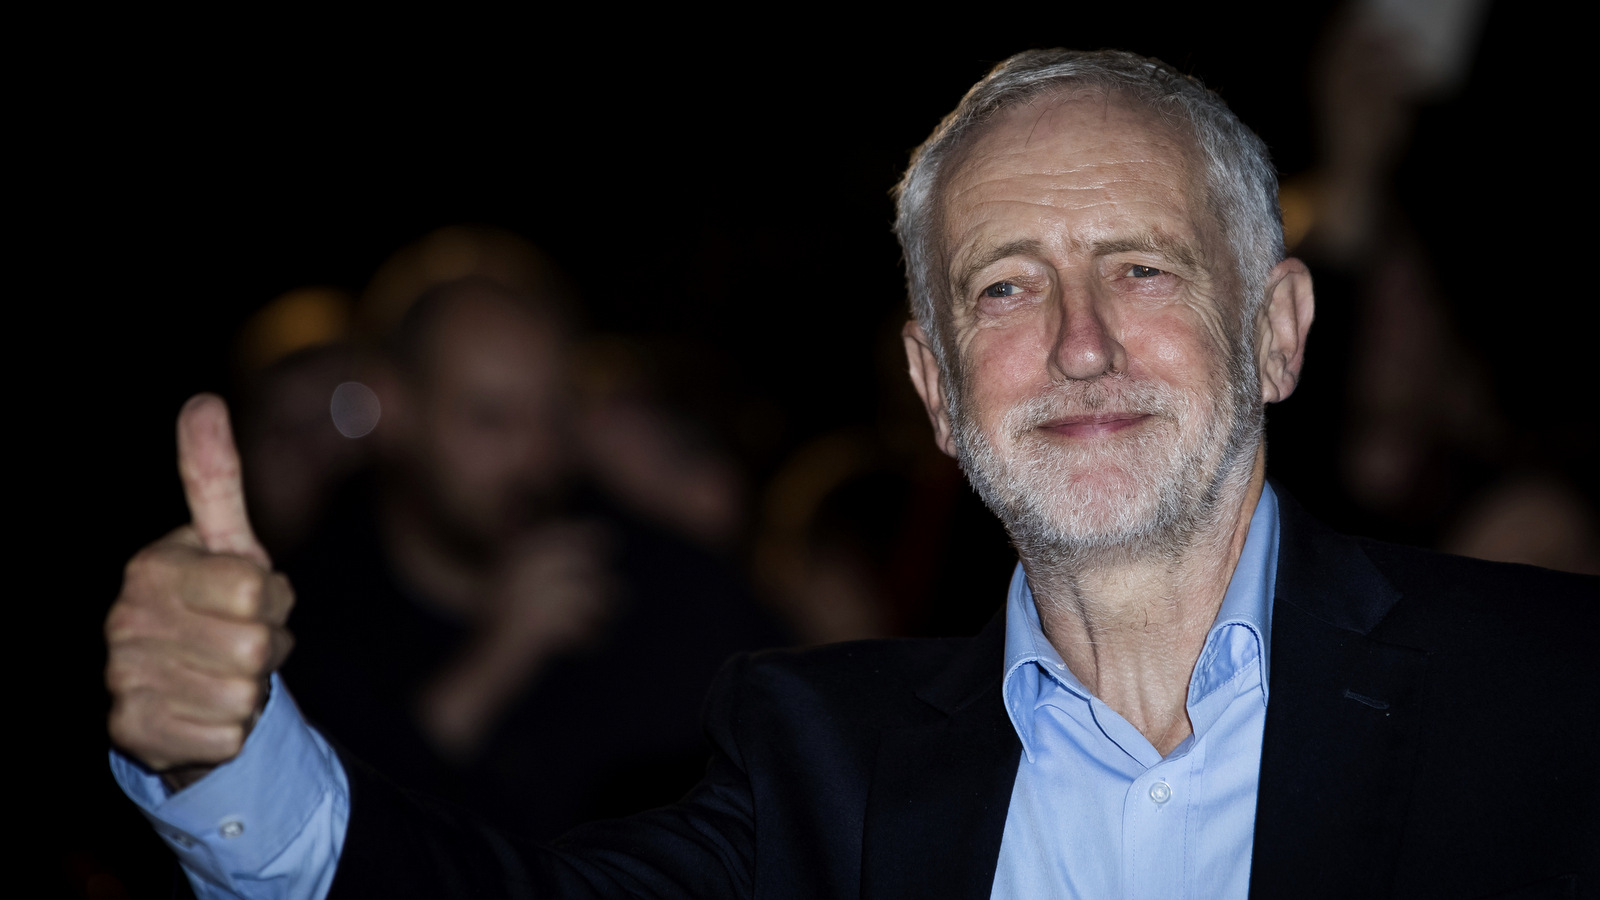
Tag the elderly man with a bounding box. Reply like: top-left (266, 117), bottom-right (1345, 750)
top-left (107, 50), bottom-right (1595, 898)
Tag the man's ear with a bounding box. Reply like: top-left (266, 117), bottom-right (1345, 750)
top-left (902, 320), bottom-right (957, 457)
top-left (1255, 258), bottom-right (1315, 404)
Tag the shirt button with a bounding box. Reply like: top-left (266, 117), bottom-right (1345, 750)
top-left (219, 820), bottom-right (245, 839)
top-left (1149, 781), bottom-right (1172, 805)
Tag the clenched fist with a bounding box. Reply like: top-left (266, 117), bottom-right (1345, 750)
top-left (106, 394), bottom-right (295, 790)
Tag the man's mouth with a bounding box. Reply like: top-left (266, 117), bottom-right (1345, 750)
top-left (1037, 413), bottom-right (1151, 438)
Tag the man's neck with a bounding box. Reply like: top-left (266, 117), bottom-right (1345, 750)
top-left (1022, 454), bottom-right (1267, 756)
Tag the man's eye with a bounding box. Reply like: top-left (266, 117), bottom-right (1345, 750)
top-left (981, 282), bottom-right (1022, 298)
top-left (1128, 265), bottom-right (1164, 278)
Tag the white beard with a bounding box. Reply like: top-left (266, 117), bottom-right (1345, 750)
top-left (950, 340), bottom-right (1262, 566)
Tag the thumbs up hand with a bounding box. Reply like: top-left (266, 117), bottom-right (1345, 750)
top-left (106, 395), bottom-right (296, 790)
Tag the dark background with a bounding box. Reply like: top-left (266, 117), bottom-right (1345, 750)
top-left (31, 5), bottom-right (1584, 896)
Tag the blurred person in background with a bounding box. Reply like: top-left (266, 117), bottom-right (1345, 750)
top-left (569, 335), bottom-right (749, 556)
top-left (232, 287), bottom-right (368, 560)
top-left (751, 314), bottom-right (1017, 645)
top-left (1271, 0), bottom-right (1599, 572)
top-left (278, 229), bottom-right (786, 840)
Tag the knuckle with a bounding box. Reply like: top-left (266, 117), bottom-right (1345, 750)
top-left (266, 628), bottom-right (296, 671)
top-left (184, 721), bottom-right (246, 763)
top-left (106, 641), bottom-right (182, 696)
top-left (105, 601), bottom-right (158, 644)
top-left (233, 626), bottom-right (272, 672)
top-left (222, 677), bottom-right (263, 718)
top-left (272, 574), bottom-right (296, 620)
top-left (106, 699), bottom-right (136, 742)
top-left (126, 538), bottom-right (192, 581)
top-left (103, 603), bottom-right (130, 642)
top-left (196, 551), bottom-right (245, 583)
top-left (104, 653), bottom-right (143, 694)
top-left (107, 695), bottom-right (162, 761)
top-left (115, 551), bottom-right (193, 624)
top-left (222, 557), bottom-right (268, 615)
top-left (124, 541), bottom-right (168, 575)
top-left (235, 580), bottom-right (265, 619)
top-left (121, 553), bottom-right (151, 589)
top-left (116, 561), bottom-right (161, 613)
top-left (184, 555), bottom-right (258, 616)
top-left (216, 724), bottom-right (247, 759)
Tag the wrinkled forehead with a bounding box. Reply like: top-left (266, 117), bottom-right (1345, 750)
top-left (943, 89), bottom-right (1207, 220)
top-left (943, 91), bottom-right (1220, 263)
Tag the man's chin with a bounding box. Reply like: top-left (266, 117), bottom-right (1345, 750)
top-left (977, 461), bottom-right (1192, 556)
top-left (1011, 500), bottom-right (1170, 553)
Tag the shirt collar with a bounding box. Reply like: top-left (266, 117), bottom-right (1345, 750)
top-left (1000, 483), bottom-right (1280, 760)
top-left (1197, 482), bottom-right (1278, 704)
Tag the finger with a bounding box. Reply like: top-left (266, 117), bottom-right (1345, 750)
top-left (129, 535), bottom-right (292, 625)
top-left (108, 688), bottom-right (248, 770)
top-left (176, 555), bottom-right (292, 623)
top-left (167, 617), bottom-right (294, 678)
top-left (109, 609), bottom-right (292, 680)
top-left (177, 394), bottom-right (270, 568)
top-left (106, 642), bottom-right (265, 722)
top-left (260, 572), bottom-right (296, 626)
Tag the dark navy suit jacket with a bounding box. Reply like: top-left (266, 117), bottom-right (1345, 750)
top-left (327, 491), bottom-right (1598, 899)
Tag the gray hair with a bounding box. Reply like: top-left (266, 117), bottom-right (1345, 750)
top-left (892, 49), bottom-right (1285, 370)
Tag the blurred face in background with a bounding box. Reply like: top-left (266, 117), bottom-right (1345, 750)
top-left (387, 286), bottom-right (572, 556)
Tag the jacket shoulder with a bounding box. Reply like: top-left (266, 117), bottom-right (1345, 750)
top-left (1351, 538), bottom-right (1599, 649)
top-left (1356, 537), bottom-right (1597, 605)
top-left (1272, 483), bottom-right (1597, 642)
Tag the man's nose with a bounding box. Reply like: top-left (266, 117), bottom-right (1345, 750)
top-left (1047, 289), bottom-right (1126, 382)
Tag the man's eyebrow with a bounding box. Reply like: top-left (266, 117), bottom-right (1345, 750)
top-left (1092, 231), bottom-right (1207, 271)
top-left (953, 239), bottom-right (1046, 300)
top-left (951, 231), bottom-right (1210, 301)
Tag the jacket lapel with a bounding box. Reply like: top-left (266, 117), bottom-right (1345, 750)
top-left (861, 612), bottom-right (1021, 900)
top-left (854, 490), bottom-right (1428, 898)
top-left (1249, 490), bottom-right (1429, 897)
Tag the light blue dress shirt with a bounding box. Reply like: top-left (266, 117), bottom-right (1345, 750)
top-left (112, 487), bottom-right (1279, 900)
top-left (991, 484), bottom-right (1279, 900)
top-left (110, 673), bottom-right (348, 900)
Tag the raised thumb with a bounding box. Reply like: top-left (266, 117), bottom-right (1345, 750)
top-left (176, 393), bottom-right (271, 568)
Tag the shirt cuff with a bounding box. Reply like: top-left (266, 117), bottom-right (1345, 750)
top-left (110, 673), bottom-right (349, 899)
